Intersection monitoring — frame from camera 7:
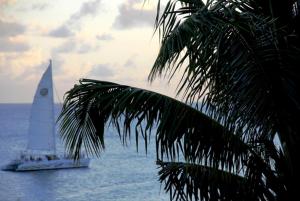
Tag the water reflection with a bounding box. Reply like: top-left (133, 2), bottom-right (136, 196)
top-left (21, 171), bottom-right (58, 201)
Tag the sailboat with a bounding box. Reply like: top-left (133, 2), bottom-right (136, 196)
top-left (2, 60), bottom-right (90, 171)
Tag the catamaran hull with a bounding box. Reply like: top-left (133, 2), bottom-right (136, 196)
top-left (2, 158), bottom-right (90, 171)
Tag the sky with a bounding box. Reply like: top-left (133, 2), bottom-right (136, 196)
top-left (0, 0), bottom-right (178, 103)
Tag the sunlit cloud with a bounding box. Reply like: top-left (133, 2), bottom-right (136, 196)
top-left (52, 38), bottom-right (98, 55)
top-left (48, 0), bottom-right (102, 38)
top-left (124, 57), bottom-right (137, 68)
top-left (18, 60), bottom-right (50, 81)
top-left (31, 3), bottom-right (49, 11)
top-left (88, 63), bottom-right (115, 78)
top-left (78, 43), bottom-right (95, 54)
top-left (0, 0), bottom-right (170, 103)
top-left (113, 0), bottom-right (156, 29)
top-left (16, 2), bottom-right (50, 12)
top-left (0, 49), bottom-right (44, 78)
top-left (96, 33), bottom-right (113, 41)
top-left (54, 59), bottom-right (92, 79)
top-left (49, 57), bottom-right (65, 75)
top-left (0, 0), bottom-right (15, 7)
top-left (53, 39), bottom-right (76, 53)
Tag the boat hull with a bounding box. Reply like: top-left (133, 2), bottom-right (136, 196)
top-left (2, 158), bottom-right (90, 171)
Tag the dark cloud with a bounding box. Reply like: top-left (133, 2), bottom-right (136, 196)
top-left (113, 0), bottom-right (155, 29)
top-left (48, 25), bottom-right (74, 38)
top-left (0, 38), bottom-right (29, 52)
top-left (96, 33), bottom-right (113, 41)
top-left (70, 0), bottom-right (101, 22)
top-left (0, 19), bottom-right (26, 37)
top-left (89, 64), bottom-right (114, 78)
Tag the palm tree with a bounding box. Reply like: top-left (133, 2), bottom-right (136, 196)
top-left (58, 0), bottom-right (300, 200)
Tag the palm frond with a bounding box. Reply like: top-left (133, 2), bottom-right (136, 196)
top-left (58, 79), bottom-right (287, 198)
top-left (57, 1), bottom-right (300, 199)
top-left (59, 90), bottom-right (105, 160)
top-left (59, 79), bottom-right (251, 172)
top-left (157, 160), bottom-right (276, 201)
top-left (151, 0), bottom-right (300, 148)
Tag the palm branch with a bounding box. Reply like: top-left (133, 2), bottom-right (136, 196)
top-left (58, 0), bottom-right (300, 200)
top-left (152, 0), bottom-right (300, 197)
top-left (58, 79), bottom-right (287, 200)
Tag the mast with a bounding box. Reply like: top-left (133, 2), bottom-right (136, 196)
top-left (27, 60), bottom-right (56, 155)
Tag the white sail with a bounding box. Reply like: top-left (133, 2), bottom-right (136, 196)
top-left (27, 60), bottom-right (56, 154)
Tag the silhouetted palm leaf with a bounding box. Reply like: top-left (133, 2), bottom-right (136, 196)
top-left (59, 0), bottom-right (300, 200)
top-left (157, 160), bottom-right (276, 201)
top-left (59, 79), bottom-right (287, 200)
top-left (151, 1), bottom-right (300, 198)
top-left (59, 79), bottom-right (248, 167)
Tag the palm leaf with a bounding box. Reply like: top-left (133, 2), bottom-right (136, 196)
top-left (59, 79), bottom-right (248, 171)
top-left (152, 0), bottom-right (300, 158)
top-left (57, 0), bottom-right (300, 199)
top-left (157, 160), bottom-right (278, 201)
top-left (58, 79), bottom-right (287, 198)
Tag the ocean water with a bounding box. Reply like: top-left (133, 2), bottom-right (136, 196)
top-left (0, 104), bottom-right (169, 201)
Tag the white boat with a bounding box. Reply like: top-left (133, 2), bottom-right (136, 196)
top-left (2, 60), bottom-right (90, 171)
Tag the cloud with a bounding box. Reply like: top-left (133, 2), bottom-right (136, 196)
top-left (113, 0), bottom-right (155, 29)
top-left (16, 2), bottom-right (50, 12)
top-left (70, 0), bottom-right (101, 21)
top-left (124, 58), bottom-right (137, 68)
top-left (52, 39), bottom-right (97, 55)
top-left (48, 0), bottom-right (101, 38)
top-left (96, 33), bottom-right (113, 41)
top-left (0, 19), bottom-right (28, 52)
top-left (0, 19), bottom-right (26, 37)
top-left (54, 39), bottom-right (76, 53)
top-left (89, 64), bottom-right (115, 78)
top-left (0, 38), bottom-right (29, 52)
top-left (0, 14), bottom-right (30, 53)
top-left (0, 49), bottom-right (44, 79)
top-left (51, 57), bottom-right (65, 74)
top-left (31, 3), bottom-right (49, 11)
top-left (0, 0), bottom-right (15, 7)
top-left (78, 43), bottom-right (94, 54)
top-left (48, 25), bottom-right (74, 38)
top-left (17, 60), bottom-right (50, 80)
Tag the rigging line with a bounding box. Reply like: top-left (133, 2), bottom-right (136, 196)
top-left (53, 81), bottom-right (62, 106)
top-left (50, 59), bottom-right (62, 106)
